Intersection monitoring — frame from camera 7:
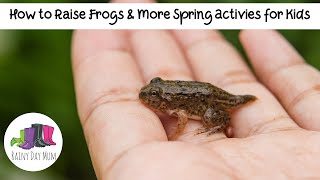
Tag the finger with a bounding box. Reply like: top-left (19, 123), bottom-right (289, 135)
top-left (72, 30), bottom-right (167, 179)
top-left (130, 29), bottom-right (227, 142)
top-left (240, 30), bottom-right (320, 131)
top-left (173, 30), bottom-right (299, 138)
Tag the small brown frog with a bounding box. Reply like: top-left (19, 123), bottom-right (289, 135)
top-left (139, 77), bottom-right (257, 139)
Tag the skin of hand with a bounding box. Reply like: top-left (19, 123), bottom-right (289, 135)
top-left (71, 4), bottom-right (320, 180)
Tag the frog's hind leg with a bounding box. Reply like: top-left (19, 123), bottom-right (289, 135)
top-left (196, 106), bottom-right (230, 136)
top-left (169, 110), bottom-right (188, 140)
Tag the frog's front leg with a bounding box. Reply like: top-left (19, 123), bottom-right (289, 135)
top-left (196, 106), bottom-right (230, 135)
top-left (169, 110), bottom-right (188, 140)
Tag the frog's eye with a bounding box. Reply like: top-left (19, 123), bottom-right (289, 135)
top-left (150, 77), bottom-right (162, 84)
top-left (151, 90), bottom-right (158, 96)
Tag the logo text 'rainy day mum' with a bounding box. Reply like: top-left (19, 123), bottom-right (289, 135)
top-left (12, 151), bottom-right (57, 161)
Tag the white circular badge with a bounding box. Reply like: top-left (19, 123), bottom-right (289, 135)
top-left (4, 112), bottom-right (63, 172)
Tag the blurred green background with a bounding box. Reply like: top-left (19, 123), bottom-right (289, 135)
top-left (0, 0), bottom-right (320, 179)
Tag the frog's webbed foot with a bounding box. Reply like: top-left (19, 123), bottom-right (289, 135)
top-left (195, 125), bottom-right (224, 136)
top-left (195, 127), bottom-right (209, 135)
top-left (207, 125), bottom-right (224, 135)
top-left (168, 110), bottom-right (188, 140)
top-left (196, 105), bottom-right (230, 136)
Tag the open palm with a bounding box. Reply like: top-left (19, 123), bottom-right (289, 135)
top-left (72, 28), bottom-right (320, 179)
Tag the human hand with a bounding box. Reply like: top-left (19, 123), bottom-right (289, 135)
top-left (72, 27), bottom-right (320, 179)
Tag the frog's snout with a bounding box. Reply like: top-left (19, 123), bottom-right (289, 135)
top-left (139, 91), bottom-right (147, 100)
top-left (139, 86), bottom-right (149, 102)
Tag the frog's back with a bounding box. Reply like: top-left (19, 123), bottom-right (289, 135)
top-left (161, 80), bottom-right (234, 99)
top-left (159, 79), bottom-right (256, 110)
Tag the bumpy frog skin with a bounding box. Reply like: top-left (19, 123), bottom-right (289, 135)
top-left (139, 77), bottom-right (257, 139)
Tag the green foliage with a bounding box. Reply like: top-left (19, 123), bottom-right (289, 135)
top-left (0, 30), bottom-right (95, 179)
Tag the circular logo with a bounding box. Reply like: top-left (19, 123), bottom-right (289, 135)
top-left (4, 112), bottom-right (63, 172)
